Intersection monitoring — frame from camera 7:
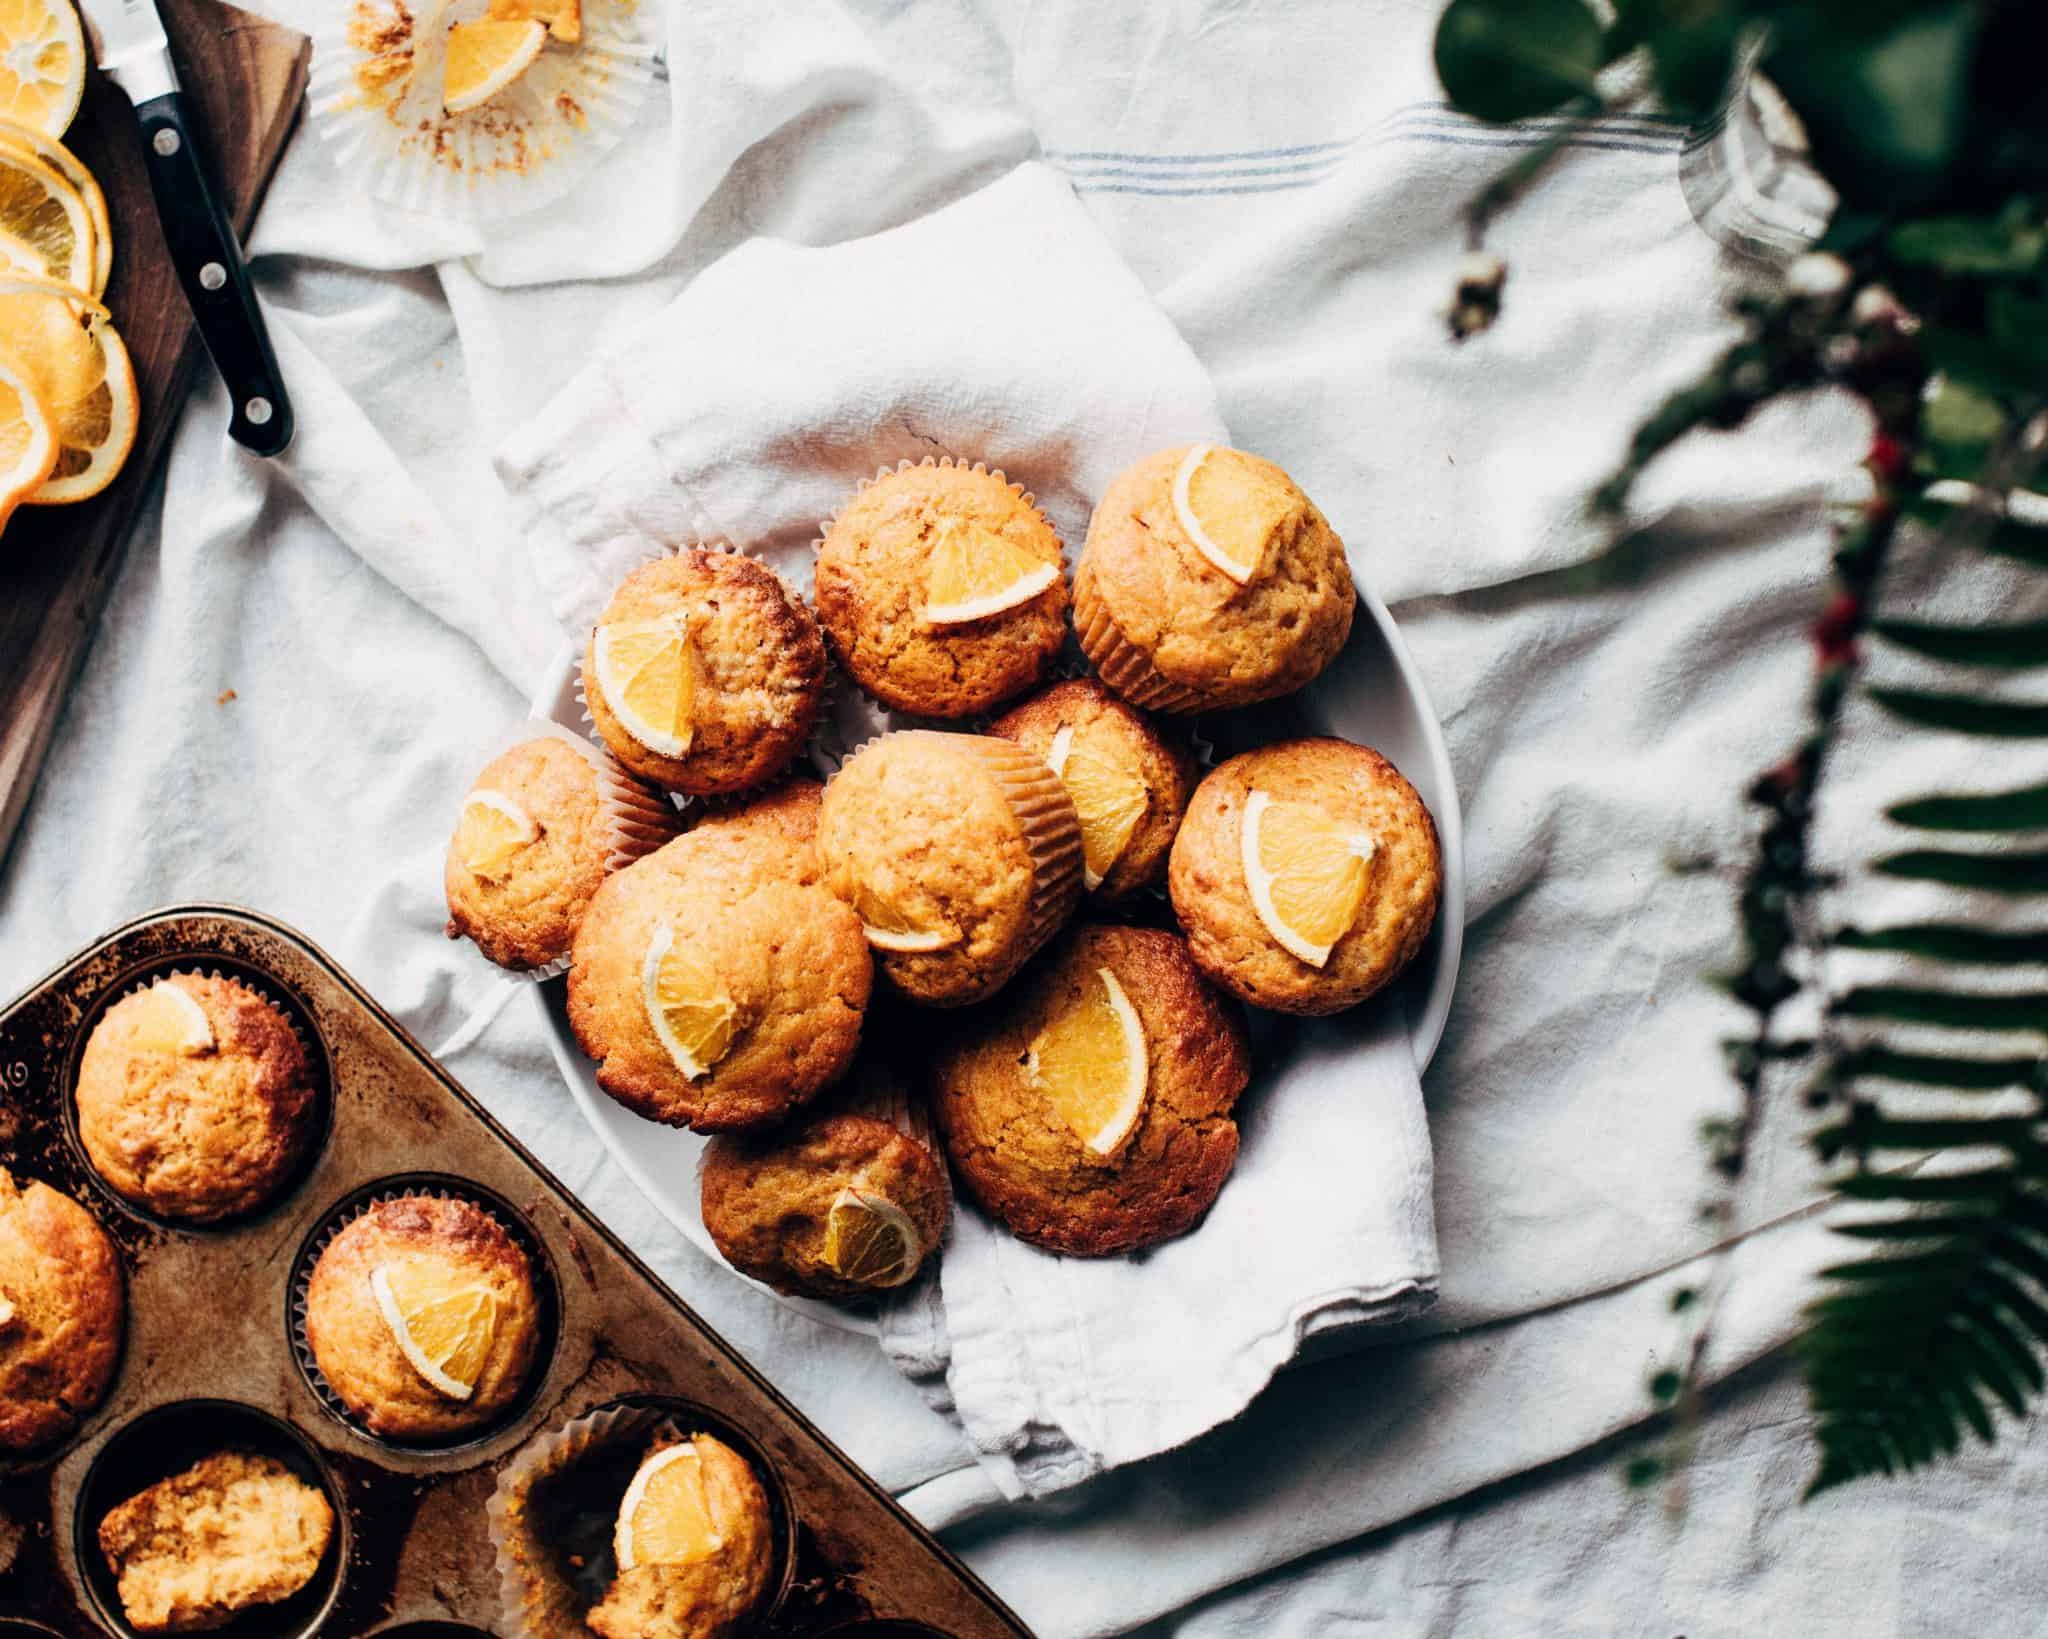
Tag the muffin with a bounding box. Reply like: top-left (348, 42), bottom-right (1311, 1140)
top-left (75, 975), bottom-right (318, 1223)
top-left (566, 841), bottom-right (872, 1131)
top-left (1074, 444), bottom-right (1354, 712)
top-left (583, 549), bottom-right (829, 797)
top-left (670, 775), bottom-right (825, 891)
top-left (590, 1433), bottom-right (775, 1639)
top-left (817, 730), bottom-right (1082, 1007)
top-left (990, 678), bottom-right (1198, 899)
top-left (97, 1451), bottom-right (334, 1633)
top-left (700, 1067), bottom-right (949, 1301)
top-left (1169, 737), bottom-right (1442, 1015)
top-left (302, 1193), bottom-right (543, 1441)
top-left (932, 924), bottom-right (1250, 1256)
top-left (814, 459), bottom-right (1068, 717)
top-left (0, 1169), bottom-right (123, 1452)
top-left (444, 732), bottom-right (678, 973)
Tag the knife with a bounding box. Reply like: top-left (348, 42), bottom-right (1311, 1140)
top-left (75, 0), bottom-right (294, 456)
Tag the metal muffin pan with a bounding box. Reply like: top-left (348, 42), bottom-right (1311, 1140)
top-left (0, 906), bottom-right (1029, 1637)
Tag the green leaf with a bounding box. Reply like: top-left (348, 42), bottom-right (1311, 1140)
top-left (1989, 290), bottom-right (2048, 385)
top-left (1833, 986), bottom-right (2048, 1031)
top-left (1920, 380), bottom-right (2009, 474)
top-left (1433, 0), bottom-right (1604, 123)
top-left (1874, 619), bottom-right (2048, 671)
top-left (1889, 782), bottom-right (2048, 832)
top-left (1889, 217), bottom-right (2048, 277)
top-left (1837, 1047), bottom-right (2042, 1091)
top-left (1919, 328), bottom-right (2042, 402)
top-left (1869, 688), bottom-right (2048, 738)
top-left (1875, 848), bottom-right (2048, 892)
top-left (1835, 1168), bottom-right (2021, 1202)
top-left (1834, 924), bottom-right (2048, 963)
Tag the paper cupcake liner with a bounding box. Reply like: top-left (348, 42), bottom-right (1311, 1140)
top-left (1072, 562), bottom-right (1211, 714)
top-left (953, 735), bottom-right (1085, 962)
top-left (308, 0), bottom-right (657, 226)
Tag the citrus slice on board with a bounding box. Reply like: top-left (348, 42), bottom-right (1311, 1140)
top-left (0, 350), bottom-right (55, 534)
top-left (370, 1260), bottom-right (499, 1400)
top-left (0, 144), bottom-right (90, 290)
top-left (1172, 444), bottom-right (1296, 585)
top-left (0, 116), bottom-right (109, 294)
top-left (487, 0), bottom-right (578, 44)
top-left (821, 1187), bottom-right (922, 1288)
top-left (0, 0), bottom-right (85, 139)
top-left (0, 272), bottom-right (137, 505)
top-left (1026, 965), bottom-right (1147, 1157)
top-left (592, 616), bottom-right (700, 760)
top-left (1046, 724), bottom-right (1147, 891)
top-left (1240, 789), bottom-right (1375, 967)
top-left (923, 518), bottom-right (1058, 625)
top-left (849, 877), bottom-right (957, 954)
top-left (641, 924), bottom-right (736, 1081)
top-left (615, 1443), bottom-right (724, 1572)
top-left (128, 980), bottom-right (214, 1056)
top-left (455, 789), bottom-right (537, 881)
top-left (442, 17), bottom-right (547, 115)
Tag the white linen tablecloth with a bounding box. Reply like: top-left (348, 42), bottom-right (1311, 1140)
top-left (0, 0), bottom-right (2016, 1633)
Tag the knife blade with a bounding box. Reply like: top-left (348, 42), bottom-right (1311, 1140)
top-left (75, 0), bottom-right (294, 456)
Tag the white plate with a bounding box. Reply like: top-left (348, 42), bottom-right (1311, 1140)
top-left (531, 586), bottom-right (1464, 1338)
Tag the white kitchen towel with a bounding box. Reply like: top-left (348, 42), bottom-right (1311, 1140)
top-left (495, 156), bottom-right (1440, 1495)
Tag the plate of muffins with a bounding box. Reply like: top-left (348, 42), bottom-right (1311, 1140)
top-left (443, 445), bottom-right (1464, 1335)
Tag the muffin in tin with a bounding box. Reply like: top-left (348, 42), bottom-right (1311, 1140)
top-left (1169, 736), bottom-right (1442, 1015)
top-left (0, 1168), bottom-right (123, 1453)
top-left (932, 924), bottom-right (1250, 1256)
top-left (817, 730), bottom-right (1082, 1007)
top-left (302, 1193), bottom-right (543, 1441)
top-left (583, 549), bottom-right (829, 798)
top-left (990, 677), bottom-right (1199, 900)
top-left (591, 1432), bottom-right (775, 1639)
top-left (814, 460), bottom-right (1068, 718)
top-left (1074, 444), bottom-right (1354, 712)
top-left (75, 974), bottom-right (319, 1224)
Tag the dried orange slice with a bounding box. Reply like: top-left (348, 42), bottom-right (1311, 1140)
top-left (454, 790), bottom-right (537, 882)
top-left (923, 518), bottom-right (1058, 625)
top-left (0, 116), bottom-right (109, 295)
top-left (0, 144), bottom-right (90, 290)
top-left (1240, 790), bottom-right (1375, 967)
top-left (0, 350), bottom-right (55, 534)
top-left (1046, 724), bottom-right (1147, 891)
top-left (641, 924), bottom-right (736, 1081)
top-left (1026, 965), bottom-right (1147, 1157)
top-left (128, 980), bottom-right (214, 1056)
top-left (1172, 444), bottom-right (1296, 585)
top-left (442, 17), bottom-right (546, 114)
top-left (0, 0), bottom-right (85, 139)
top-left (593, 616), bottom-right (700, 760)
top-left (821, 1188), bottom-right (922, 1288)
top-left (615, 1444), bottom-right (724, 1572)
top-left (371, 1259), bottom-right (499, 1400)
top-left (0, 273), bottom-right (136, 505)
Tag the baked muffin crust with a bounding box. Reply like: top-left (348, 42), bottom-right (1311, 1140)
top-left (0, 1169), bottom-right (123, 1452)
top-left (1169, 737), bottom-right (1442, 1015)
top-left (814, 461), bottom-right (1068, 717)
top-left (303, 1194), bottom-right (542, 1441)
top-left (673, 776), bottom-right (825, 891)
top-left (75, 975), bottom-right (318, 1224)
top-left (1076, 445), bottom-right (1354, 711)
top-left (933, 925), bottom-right (1250, 1256)
top-left (588, 1433), bottom-right (775, 1639)
top-left (583, 549), bottom-right (828, 796)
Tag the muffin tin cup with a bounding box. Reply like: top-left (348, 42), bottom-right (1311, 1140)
top-left (287, 1174), bottom-right (562, 1454)
top-left (486, 1395), bottom-right (798, 1639)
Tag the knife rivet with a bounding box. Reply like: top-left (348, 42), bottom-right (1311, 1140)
top-left (245, 397), bottom-right (273, 427)
top-left (200, 262), bottom-right (226, 291)
top-left (152, 128), bottom-right (181, 157)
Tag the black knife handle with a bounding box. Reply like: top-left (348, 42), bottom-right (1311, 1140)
top-left (133, 91), bottom-right (293, 457)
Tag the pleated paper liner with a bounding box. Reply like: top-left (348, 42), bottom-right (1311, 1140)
top-left (1071, 558), bottom-right (1211, 714)
top-left (309, 0), bottom-right (656, 225)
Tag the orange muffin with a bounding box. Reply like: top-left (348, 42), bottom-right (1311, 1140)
top-left (0, 1169), bottom-right (123, 1452)
top-left (670, 775), bottom-right (825, 891)
top-left (1168, 737), bottom-right (1442, 1015)
top-left (589, 1433), bottom-right (776, 1639)
top-left (303, 1193), bottom-right (542, 1441)
top-left (75, 975), bottom-right (318, 1223)
top-left (990, 678), bottom-right (1198, 899)
top-left (1075, 445), bottom-right (1354, 712)
top-left (817, 730), bottom-right (1082, 1006)
top-left (814, 460), bottom-right (1067, 717)
top-left (583, 549), bottom-right (828, 797)
top-left (932, 925), bottom-right (1250, 1256)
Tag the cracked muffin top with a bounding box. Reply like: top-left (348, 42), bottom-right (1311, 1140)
top-left (75, 974), bottom-right (318, 1224)
top-left (582, 549), bottom-right (828, 797)
top-left (0, 1168), bottom-right (123, 1453)
top-left (932, 924), bottom-right (1250, 1256)
top-left (814, 461), bottom-right (1068, 718)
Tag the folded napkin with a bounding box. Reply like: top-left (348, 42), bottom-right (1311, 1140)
top-left (496, 159), bottom-right (1439, 1496)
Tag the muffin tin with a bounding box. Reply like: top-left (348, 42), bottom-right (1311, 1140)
top-left (0, 906), bottom-right (1031, 1637)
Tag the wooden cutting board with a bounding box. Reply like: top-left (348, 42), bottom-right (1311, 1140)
top-left (0, 0), bottom-right (308, 870)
